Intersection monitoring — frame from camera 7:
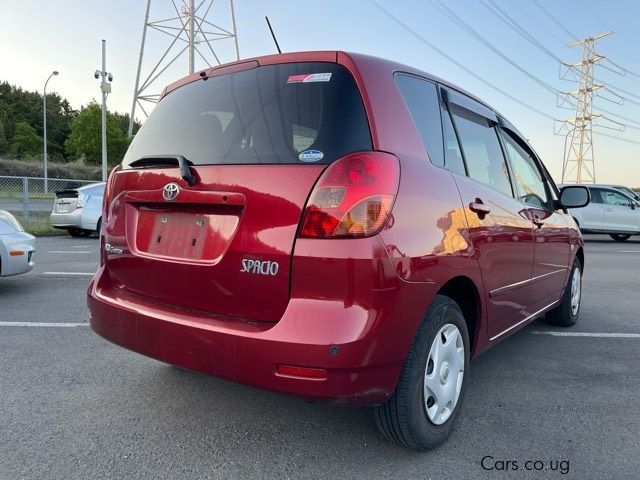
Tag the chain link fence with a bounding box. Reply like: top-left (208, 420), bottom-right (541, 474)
top-left (0, 176), bottom-right (98, 233)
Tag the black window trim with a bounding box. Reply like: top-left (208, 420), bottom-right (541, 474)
top-left (441, 86), bottom-right (516, 199)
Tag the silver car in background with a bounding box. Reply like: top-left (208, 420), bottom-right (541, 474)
top-left (566, 185), bottom-right (640, 242)
top-left (0, 210), bottom-right (36, 277)
top-left (50, 182), bottom-right (105, 237)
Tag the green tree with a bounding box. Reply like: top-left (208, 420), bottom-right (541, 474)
top-left (0, 117), bottom-right (8, 154)
top-left (65, 103), bottom-right (128, 166)
top-left (0, 81), bottom-right (75, 161)
top-left (10, 121), bottom-right (42, 158)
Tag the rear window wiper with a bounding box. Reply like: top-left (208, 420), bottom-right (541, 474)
top-left (129, 155), bottom-right (197, 186)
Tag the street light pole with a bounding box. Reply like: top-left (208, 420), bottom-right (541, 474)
top-left (95, 40), bottom-right (112, 182)
top-left (43, 70), bottom-right (59, 194)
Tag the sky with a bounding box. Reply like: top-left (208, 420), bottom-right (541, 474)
top-left (1, 0), bottom-right (639, 185)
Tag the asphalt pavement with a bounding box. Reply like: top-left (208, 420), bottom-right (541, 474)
top-left (1, 235), bottom-right (639, 479)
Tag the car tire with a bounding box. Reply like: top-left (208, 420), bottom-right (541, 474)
top-left (546, 259), bottom-right (582, 327)
top-left (610, 234), bottom-right (631, 242)
top-left (68, 228), bottom-right (91, 238)
top-left (374, 295), bottom-right (470, 451)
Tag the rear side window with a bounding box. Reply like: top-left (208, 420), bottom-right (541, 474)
top-left (450, 105), bottom-right (513, 198)
top-left (122, 63), bottom-right (371, 167)
top-left (395, 74), bottom-right (444, 166)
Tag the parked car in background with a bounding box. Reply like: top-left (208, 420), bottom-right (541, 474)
top-left (50, 182), bottom-right (105, 237)
top-left (593, 183), bottom-right (640, 202)
top-left (567, 185), bottom-right (640, 241)
top-left (0, 210), bottom-right (36, 277)
top-left (88, 51), bottom-right (590, 451)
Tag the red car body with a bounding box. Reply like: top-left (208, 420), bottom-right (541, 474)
top-left (88, 51), bottom-right (584, 406)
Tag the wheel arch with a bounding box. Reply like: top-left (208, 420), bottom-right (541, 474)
top-left (437, 275), bottom-right (482, 357)
top-left (575, 246), bottom-right (584, 272)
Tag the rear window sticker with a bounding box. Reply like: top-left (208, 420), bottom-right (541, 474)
top-left (287, 73), bottom-right (332, 84)
top-left (298, 150), bottom-right (324, 162)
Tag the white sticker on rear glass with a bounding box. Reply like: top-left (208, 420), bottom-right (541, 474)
top-left (287, 73), bottom-right (332, 84)
top-left (299, 150), bottom-right (324, 162)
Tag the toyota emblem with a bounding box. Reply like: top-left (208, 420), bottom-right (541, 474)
top-left (163, 183), bottom-right (180, 201)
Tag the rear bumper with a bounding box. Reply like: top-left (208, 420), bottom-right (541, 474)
top-left (50, 209), bottom-right (83, 228)
top-left (88, 255), bottom-right (436, 405)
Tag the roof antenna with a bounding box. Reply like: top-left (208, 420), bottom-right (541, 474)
top-left (265, 16), bottom-right (282, 54)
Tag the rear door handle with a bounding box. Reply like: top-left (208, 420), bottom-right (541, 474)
top-left (469, 198), bottom-right (490, 218)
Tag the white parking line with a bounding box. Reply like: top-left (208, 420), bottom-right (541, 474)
top-left (617, 251), bottom-right (640, 253)
top-left (532, 331), bottom-right (640, 338)
top-left (0, 322), bottom-right (88, 328)
top-left (47, 250), bottom-right (92, 254)
top-left (42, 272), bottom-right (94, 276)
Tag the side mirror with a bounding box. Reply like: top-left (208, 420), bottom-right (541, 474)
top-left (558, 186), bottom-right (590, 209)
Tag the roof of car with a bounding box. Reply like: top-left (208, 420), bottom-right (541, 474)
top-left (77, 182), bottom-right (105, 191)
top-left (162, 50), bottom-right (493, 111)
top-left (159, 50), bottom-right (533, 145)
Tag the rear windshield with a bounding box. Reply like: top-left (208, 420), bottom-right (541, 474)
top-left (122, 62), bottom-right (371, 167)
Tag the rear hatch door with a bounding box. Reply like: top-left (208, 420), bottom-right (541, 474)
top-left (103, 60), bottom-right (372, 322)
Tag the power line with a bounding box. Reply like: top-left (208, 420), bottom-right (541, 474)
top-left (368, 2), bottom-right (640, 150)
top-left (574, 0), bottom-right (640, 45)
top-left (596, 80), bottom-right (640, 101)
top-left (368, 0), bottom-right (557, 121)
top-left (531, 0), bottom-right (579, 41)
top-left (598, 106), bottom-right (640, 127)
top-left (594, 131), bottom-right (640, 145)
top-left (509, 1), bottom-right (569, 46)
top-left (429, 0), bottom-right (558, 95)
top-left (479, 0), bottom-right (564, 64)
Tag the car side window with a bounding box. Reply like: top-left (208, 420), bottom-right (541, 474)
top-left (499, 129), bottom-right (550, 209)
top-left (441, 106), bottom-right (467, 176)
top-left (395, 74), bottom-right (444, 166)
top-left (589, 189), bottom-right (603, 204)
top-left (449, 104), bottom-right (513, 198)
top-left (601, 189), bottom-right (631, 206)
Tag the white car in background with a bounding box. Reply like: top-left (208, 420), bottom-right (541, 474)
top-left (50, 182), bottom-right (105, 237)
top-left (568, 185), bottom-right (640, 242)
top-left (0, 210), bottom-right (36, 277)
top-left (591, 183), bottom-right (640, 202)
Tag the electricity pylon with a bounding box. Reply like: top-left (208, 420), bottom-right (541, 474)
top-left (128, 0), bottom-right (240, 136)
top-left (556, 32), bottom-right (624, 184)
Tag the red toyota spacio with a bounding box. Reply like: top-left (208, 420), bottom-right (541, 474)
top-left (88, 51), bottom-right (590, 450)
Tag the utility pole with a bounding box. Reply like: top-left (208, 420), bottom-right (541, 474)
top-left (556, 32), bottom-right (624, 184)
top-left (95, 40), bottom-right (113, 182)
top-left (128, 0), bottom-right (240, 136)
top-left (188, 0), bottom-right (195, 74)
top-left (42, 70), bottom-right (59, 194)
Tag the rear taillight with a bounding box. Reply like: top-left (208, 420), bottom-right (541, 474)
top-left (299, 151), bottom-right (399, 238)
top-left (75, 193), bottom-right (86, 209)
top-left (103, 166), bottom-right (120, 222)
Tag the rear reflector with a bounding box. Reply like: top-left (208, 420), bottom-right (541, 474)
top-left (276, 364), bottom-right (328, 380)
top-left (299, 151), bottom-right (399, 238)
top-left (9, 251), bottom-right (24, 256)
